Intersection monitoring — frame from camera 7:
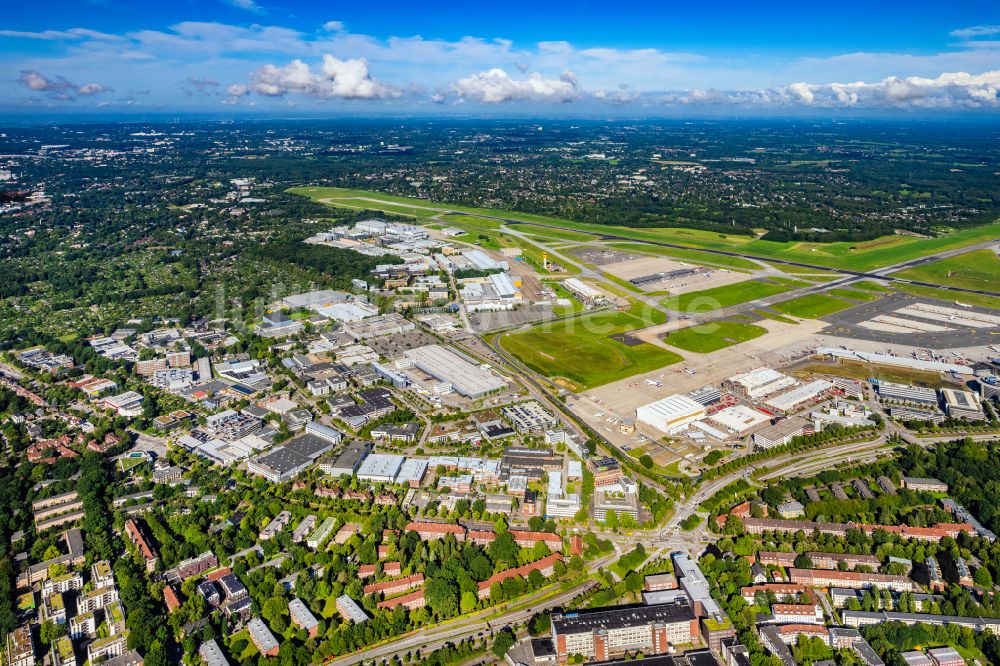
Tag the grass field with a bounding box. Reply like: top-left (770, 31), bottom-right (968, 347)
top-left (752, 309), bottom-right (797, 324)
top-left (290, 186), bottom-right (1000, 272)
top-left (606, 242), bottom-right (760, 270)
top-left (893, 282), bottom-right (1000, 310)
top-left (663, 279), bottom-right (792, 311)
top-left (851, 281), bottom-right (891, 292)
top-left (773, 293), bottom-right (856, 318)
top-left (828, 287), bottom-right (880, 301)
top-left (663, 321), bottom-right (768, 353)
top-left (893, 249), bottom-right (1000, 292)
top-left (769, 277), bottom-right (812, 288)
top-left (499, 310), bottom-right (682, 391)
top-left (792, 361), bottom-right (962, 389)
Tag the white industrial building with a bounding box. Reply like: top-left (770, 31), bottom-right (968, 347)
top-left (394, 458), bottom-right (428, 486)
top-left (708, 405), bottom-right (771, 435)
top-left (282, 290), bottom-right (349, 309)
top-left (463, 250), bottom-right (507, 272)
top-left (724, 368), bottom-right (798, 399)
top-left (489, 272), bottom-right (520, 300)
top-left (316, 301), bottom-right (379, 323)
top-left (103, 391), bottom-right (144, 417)
top-left (764, 379), bottom-right (835, 414)
top-left (403, 345), bottom-right (507, 398)
top-left (817, 347), bottom-right (974, 376)
top-left (636, 394), bottom-right (706, 433)
top-left (356, 453), bottom-right (405, 483)
top-left (562, 278), bottom-right (606, 305)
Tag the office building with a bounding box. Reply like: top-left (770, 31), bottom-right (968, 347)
top-left (941, 389), bottom-right (984, 420)
top-left (551, 601), bottom-right (697, 662)
top-left (874, 381), bottom-right (938, 405)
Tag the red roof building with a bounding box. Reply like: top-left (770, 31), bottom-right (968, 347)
top-left (206, 567), bottom-right (232, 582)
top-left (477, 553), bottom-right (563, 599)
top-left (363, 573), bottom-right (424, 597)
top-left (376, 589), bottom-right (425, 611)
top-left (405, 522), bottom-right (466, 541)
top-left (509, 530), bottom-right (563, 551)
top-left (163, 586), bottom-right (181, 613)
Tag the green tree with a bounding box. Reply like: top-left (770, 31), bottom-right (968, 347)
top-left (492, 628), bottom-right (516, 658)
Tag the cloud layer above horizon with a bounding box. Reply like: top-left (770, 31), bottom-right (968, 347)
top-left (4, 14), bottom-right (1000, 113)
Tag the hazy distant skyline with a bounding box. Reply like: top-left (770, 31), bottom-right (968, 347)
top-left (3, 0), bottom-right (1000, 116)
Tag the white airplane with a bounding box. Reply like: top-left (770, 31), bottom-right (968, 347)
top-left (684, 368), bottom-right (696, 375)
top-left (956, 302), bottom-right (973, 308)
top-left (645, 380), bottom-right (663, 387)
top-left (948, 315), bottom-right (956, 321)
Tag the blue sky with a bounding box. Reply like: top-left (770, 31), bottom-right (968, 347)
top-left (3, 0), bottom-right (1000, 115)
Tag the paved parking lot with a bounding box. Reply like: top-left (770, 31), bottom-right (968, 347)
top-left (819, 291), bottom-right (1000, 347)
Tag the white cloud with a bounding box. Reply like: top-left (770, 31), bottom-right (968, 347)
top-left (665, 69), bottom-right (1000, 110)
top-left (17, 70), bottom-right (111, 99)
top-left (225, 0), bottom-right (262, 13)
top-left (76, 82), bottom-right (111, 95)
top-left (950, 25), bottom-right (1000, 39)
top-left (239, 55), bottom-right (397, 99)
top-left (0, 27), bottom-right (123, 41)
top-left (5, 18), bottom-right (1000, 114)
top-left (595, 84), bottom-right (640, 104)
top-left (451, 68), bottom-right (580, 103)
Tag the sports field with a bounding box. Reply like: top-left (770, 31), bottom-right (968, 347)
top-left (662, 279), bottom-right (793, 312)
top-left (499, 310), bottom-right (682, 391)
top-left (772, 293), bottom-right (856, 318)
top-left (892, 249), bottom-right (1000, 292)
top-left (662, 321), bottom-right (768, 353)
top-left (291, 186), bottom-right (1000, 272)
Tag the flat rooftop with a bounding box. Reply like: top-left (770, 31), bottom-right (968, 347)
top-left (552, 599), bottom-right (694, 634)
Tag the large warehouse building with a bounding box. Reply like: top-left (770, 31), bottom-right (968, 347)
top-left (402, 345), bottom-right (506, 398)
top-left (636, 394), bottom-right (706, 434)
top-left (247, 433), bottom-right (336, 483)
top-left (724, 368), bottom-right (797, 400)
